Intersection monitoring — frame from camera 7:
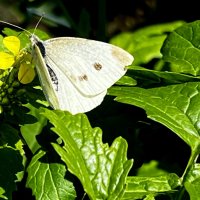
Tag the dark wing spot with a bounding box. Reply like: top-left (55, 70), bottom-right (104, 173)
top-left (79, 74), bottom-right (88, 81)
top-left (93, 62), bottom-right (102, 71)
top-left (47, 65), bottom-right (59, 91)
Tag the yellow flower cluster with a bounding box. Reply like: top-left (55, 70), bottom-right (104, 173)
top-left (0, 36), bottom-right (35, 84)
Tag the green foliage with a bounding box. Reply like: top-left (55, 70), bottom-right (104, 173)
top-left (109, 82), bottom-right (200, 149)
top-left (162, 21), bottom-right (200, 75)
top-left (42, 109), bottom-right (133, 200)
top-left (110, 21), bottom-right (184, 65)
top-left (109, 20), bottom-right (200, 199)
top-left (26, 150), bottom-right (76, 200)
top-left (123, 174), bottom-right (180, 200)
top-left (2, 13), bottom-right (200, 200)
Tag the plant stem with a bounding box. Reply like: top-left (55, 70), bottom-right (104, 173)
top-left (181, 149), bottom-right (199, 183)
top-left (176, 146), bottom-right (200, 200)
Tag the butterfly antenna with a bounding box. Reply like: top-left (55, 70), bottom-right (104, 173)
top-left (0, 20), bottom-right (31, 36)
top-left (32, 13), bottom-right (45, 36)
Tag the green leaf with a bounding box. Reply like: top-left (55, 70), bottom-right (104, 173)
top-left (26, 150), bottom-right (76, 200)
top-left (0, 146), bottom-right (24, 200)
top-left (0, 187), bottom-right (7, 199)
top-left (42, 109), bottom-right (133, 200)
top-left (116, 75), bottom-right (137, 86)
top-left (2, 28), bottom-right (21, 37)
top-left (109, 82), bottom-right (200, 150)
top-left (137, 160), bottom-right (168, 177)
top-left (126, 66), bottom-right (200, 87)
top-left (0, 123), bottom-right (20, 148)
top-left (162, 20), bottom-right (200, 76)
top-left (184, 164), bottom-right (200, 200)
top-left (28, 29), bottom-right (50, 40)
top-left (144, 194), bottom-right (155, 200)
top-left (122, 174), bottom-right (180, 200)
top-left (110, 21), bottom-right (184, 65)
top-left (20, 104), bottom-right (47, 154)
top-left (0, 123), bottom-right (25, 165)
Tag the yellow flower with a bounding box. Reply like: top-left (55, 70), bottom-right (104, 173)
top-left (0, 35), bottom-right (35, 84)
top-left (18, 53), bottom-right (36, 84)
top-left (0, 36), bottom-right (20, 69)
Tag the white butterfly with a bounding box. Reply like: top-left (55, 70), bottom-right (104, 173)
top-left (1, 21), bottom-right (134, 114)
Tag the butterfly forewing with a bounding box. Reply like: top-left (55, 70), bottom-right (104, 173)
top-left (43, 37), bottom-right (133, 96)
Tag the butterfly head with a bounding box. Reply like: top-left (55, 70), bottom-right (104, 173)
top-left (30, 34), bottom-right (46, 57)
top-left (30, 34), bottom-right (41, 46)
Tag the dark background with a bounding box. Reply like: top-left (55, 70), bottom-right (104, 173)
top-left (1, 0), bottom-right (200, 39)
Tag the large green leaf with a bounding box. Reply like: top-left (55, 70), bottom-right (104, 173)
top-left (162, 20), bottom-right (200, 76)
top-left (26, 150), bottom-right (76, 200)
top-left (109, 82), bottom-right (200, 150)
top-left (42, 109), bottom-right (133, 200)
top-left (110, 21), bottom-right (184, 65)
top-left (122, 174), bottom-right (180, 200)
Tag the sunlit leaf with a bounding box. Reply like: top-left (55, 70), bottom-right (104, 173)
top-left (122, 174), bottom-right (180, 199)
top-left (109, 82), bottom-right (200, 149)
top-left (162, 20), bottom-right (200, 76)
top-left (0, 187), bottom-right (7, 199)
top-left (26, 150), bottom-right (76, 200)
top-left (42, 110), bottom-right (133, 200)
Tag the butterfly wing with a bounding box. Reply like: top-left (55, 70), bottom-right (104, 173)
top-left (43, 37), bottom-right (133, 96)
top-left (32, 36), bottom-right (133, 114)
top-left (33, 41), bottom-right (107, 114)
